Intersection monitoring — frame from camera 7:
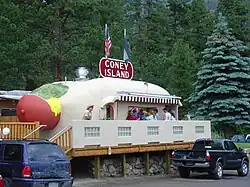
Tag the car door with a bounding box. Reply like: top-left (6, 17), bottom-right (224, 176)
top-left (224, 141), bottom-right (240, 169)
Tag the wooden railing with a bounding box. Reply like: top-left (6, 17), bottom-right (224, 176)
top-left (0, 121), bottom-right (40, 139)
top-left (49, 125), bottom-right (72, 154)
top-left (23, 125), bottom-right (47, 139)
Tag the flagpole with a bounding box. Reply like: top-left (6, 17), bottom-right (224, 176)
top-left (104, 24), bottom-right (108, 58)
top-left (123, 29), bottom-right (126, 61)
top-left (124, 28), bottom-right (126, 38)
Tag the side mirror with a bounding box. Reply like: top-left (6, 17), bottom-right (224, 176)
top-left (238, 147), bottom-right (244, 152)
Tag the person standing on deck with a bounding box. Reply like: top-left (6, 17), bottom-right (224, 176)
top-left (146, 110), bottom-right (157, 120)
top-left (126, 110), bottom-right (138, 120)
top-left (153, 108), bottom-right (159, 120)
top-left (162, 107), bottom-right (175, 121)
top-left (82, 105), bottom-right (94, 120)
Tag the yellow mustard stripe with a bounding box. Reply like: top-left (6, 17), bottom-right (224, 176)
top-left (46, 97), bottom-right (62, 117)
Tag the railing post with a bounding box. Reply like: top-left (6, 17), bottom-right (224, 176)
top-left (34, 121), bottom-right (40, 138)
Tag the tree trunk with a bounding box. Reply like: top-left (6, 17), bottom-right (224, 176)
top-left (56, 61), bottom-right (62, 81)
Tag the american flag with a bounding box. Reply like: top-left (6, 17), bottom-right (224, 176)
top-left (104, 24), bottom-right (112, 57)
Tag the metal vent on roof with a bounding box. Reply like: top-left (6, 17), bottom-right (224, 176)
top-left (75, 67), bottom-right (89, 81)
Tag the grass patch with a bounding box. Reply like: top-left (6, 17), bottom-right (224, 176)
top-left (235, 143), bottom-right (250, 149)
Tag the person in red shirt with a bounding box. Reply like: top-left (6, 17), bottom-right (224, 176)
top-left (126, 110), bottom-right (138, 120)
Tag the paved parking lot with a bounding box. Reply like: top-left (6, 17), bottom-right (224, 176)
top-left (73, 171), bottom-right (249, 187)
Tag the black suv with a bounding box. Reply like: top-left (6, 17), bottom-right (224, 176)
top-left (0, 139), bottom-right (73, 187)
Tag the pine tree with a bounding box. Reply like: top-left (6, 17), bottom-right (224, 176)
top-left (166, 40), bottom-right (198, 118)
top-left (188, 13), bottom-right (250, 135)
top-left (124, 0), bottom-right (175, 81)
top-left (185, 0), bottom-right (215, 53)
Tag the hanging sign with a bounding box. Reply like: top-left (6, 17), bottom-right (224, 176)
top-left (99, 58), bottom-right (133, 80)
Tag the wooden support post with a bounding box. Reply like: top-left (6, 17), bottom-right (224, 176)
top-left (121, 154), bottom-right (126, 177)
top-left (145, 152), bottom-right (150, 176)
top-left (165, 151), bottom-right (171, 173)
top-left (94, 156), bottom-right (100, 179)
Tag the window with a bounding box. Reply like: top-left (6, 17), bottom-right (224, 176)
top-left (224, 141), bottom-right (238, 151)
top-left (118, 127), bottom-right (131, 137)
top-left (173, 126), bottom-right (183, 135)
top-left (193, 140), bottom-right (223, 150)
top-left (4, 144), bottom-right (22, 161)
top-left (195, 126), bottom-right (204, 134)
top-left (147, 126), bottom-right (159, 136)
top-left (27, 143), bottom-right (67, 161)
top-left (84, 127), bottom-right (100, 137)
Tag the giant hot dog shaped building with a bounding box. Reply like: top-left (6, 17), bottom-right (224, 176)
top-left (16, 77), bottom-right (181, 138)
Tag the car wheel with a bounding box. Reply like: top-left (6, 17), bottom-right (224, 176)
top-left (237, 161), bottom-right (249, 177)
top-left (4, 178), bottom-right (11, 187)
top-left (178, 167), bottom-right (190, 178)
top-left (211, 162), bottom-right (223, 180)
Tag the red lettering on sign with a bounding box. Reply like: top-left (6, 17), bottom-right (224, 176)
top-left (99, 58), bottom-right (133, 80)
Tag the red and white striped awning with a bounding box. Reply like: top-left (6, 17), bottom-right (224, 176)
top-left (101, 92), bottom-right (182, 107)
top-left (117, 91), bottom-right (181, 105)
top-left (118, 95), bottom-right (179, 104)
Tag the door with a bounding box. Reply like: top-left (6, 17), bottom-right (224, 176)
top-left (224, 141), bottom-right (240, 169)
top-left (106, 105), bottom-right (114, 120)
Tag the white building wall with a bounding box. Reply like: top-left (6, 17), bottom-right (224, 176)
top-left (70, 120), bottom-right (211, 148)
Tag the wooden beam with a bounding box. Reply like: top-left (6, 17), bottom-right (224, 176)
top-left (72, 142), bottom-right (194, 157)
top-left (121, 154), bottom-right (126, 177)
top-left (94, 156), bottom-right (100, 179)
top-left (144, 152), bottom-right (150, 176)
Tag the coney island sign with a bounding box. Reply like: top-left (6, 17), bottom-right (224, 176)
top-left (99, 58), bottom-right (133, 80)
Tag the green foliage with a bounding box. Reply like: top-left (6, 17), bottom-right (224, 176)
top-left (166, 40), bottom-right (198, 117)
top-left (189, 13), bottom-right (250, 134)
top-left (211, 128), bottom-right (224, 138)
top-left (185, 0), bottom-right (215, 53)
top-left (0, 0), bottom-right (126, 89)
top-left (235, 143), bottom-right (250, 149)
top-left (31, 83), bottom-right (69, 100)
top-left (218, 0), bottom-right (250, 43)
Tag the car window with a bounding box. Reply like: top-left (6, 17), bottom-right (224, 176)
top-left (4, 144), bottom-right (22, 162)
top-left (27, 143), bottom-right (67, 161)
top-left (193, 140), bottom-right (223, 150)
top-left (224, 141), bottom-right (238, 151)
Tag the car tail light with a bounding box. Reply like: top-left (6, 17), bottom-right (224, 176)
top-left (0, 175), bottom-right (3, 187)
top-left (22, 166), bottom-right (32, 178)
top-left (171, 151), bottom-right (175, 158)
top-left (205, 151), bottom-right (211, 161)
top-left (69, 164), bottom-right (72, 176)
